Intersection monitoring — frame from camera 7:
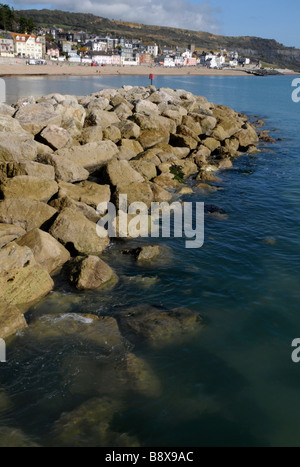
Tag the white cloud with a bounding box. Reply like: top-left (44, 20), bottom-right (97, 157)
top-left (11, 0), bottom-right (221, 33)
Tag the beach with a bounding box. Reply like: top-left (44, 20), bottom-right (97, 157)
top-left (0, 62), bottom-right (272, 77)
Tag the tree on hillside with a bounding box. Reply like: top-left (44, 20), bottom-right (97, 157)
top-left (19, 16), bottom-right (35, 33)
top-left (0, 3), bottom-right (15, 30)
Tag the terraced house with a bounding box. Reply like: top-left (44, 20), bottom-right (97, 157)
top-left (10, 33), bottom-right (43, 59)
top-left (0, 37), bottom-right (14, 57)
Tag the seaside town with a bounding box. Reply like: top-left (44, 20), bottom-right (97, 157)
top-left (0, 26), bottom-right (258, 70)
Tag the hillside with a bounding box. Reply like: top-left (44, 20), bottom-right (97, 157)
top-left (18, 8), bottom-right (300, 71)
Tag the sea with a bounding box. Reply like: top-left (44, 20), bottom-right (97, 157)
top-left (0, 74), bottom-right (300, 447)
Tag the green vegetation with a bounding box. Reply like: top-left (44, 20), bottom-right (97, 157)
top-left (170, 164), bottom-right (185, 184)
top-left (0, 4), bottom-right (36, 33)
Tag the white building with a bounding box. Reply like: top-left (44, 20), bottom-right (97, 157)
top-left (164, 56), bottom-right (176, 67)
top-left (90, 41), bottom-right (108, 52)
top-left (10, 33), bottom-right (43, 59)
top-left (147, 43), bottom-right (159, 57)
top-left (229, 59), bottom-right (238, 67)
top-left (205, 53), bottom-right (225, 68)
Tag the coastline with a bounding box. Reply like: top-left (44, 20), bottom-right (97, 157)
top-left (1, 63), bottom-right (298, 78)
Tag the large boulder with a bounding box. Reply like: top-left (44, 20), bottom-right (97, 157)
top-left (49, 196), bottom-right (100, 223)
top-left (38, 154), bottom-right (89, 183)
top-left (235, 124), bottom-right (259, 148)
top-left (135, 99), bottom-right (159, 115)
top-left (134, 113), bottom-right (176, 134)
top-left (188, 113), bottom-right (217, 135)
top-left (0, 103), bottom-right (15, 117)
top-left (0, 199), bottom-right (57, 232)
top-left (0, 115), bottom-right (28, 133)
top-left (115, 120), bottom-right (140, 139)
top-left (151, 183), bottom-right (172, 202)
top-left (202, 137), bottom-right (221, 152)
top-left (55, 141), bottom-right (118, 173)
top-left (0, 224), bottom-right (26, 249)
top-left (68, 256), bottom-right (117, 290)
top-left (129, 161), bottom-right (157, 181)
top-left (119, 139), bottom-right (144, 155)
top-left (14, 104), bottom-right (62, 135)
top-left (117, 147), bottom-right (137, 161)
top-left (17, 229), bottom-right (70, 275)
top-left (213, 116), bottom-right (243, 141)
top-left (102, 160), bottom-right (144, 189)
top-left (138, 129), bottom-right (170, 149)
top-left (0, 242), bottom-right (35, 275)
top-left (80, 126), bottom-right (103, 144)
top-left (0, 176), bottom-right (58, 203)
top-left (49, 208), bottom-right (109, 255)
top-left (4, 161), bottom-right (55, 181)
top-left (170, 134), bottom-right (198, 150)
top-left (0, 299), bottom-right (27, 339)
top-left (85, 109), bottom-right (120, 128)
top-left (114, 181), bottom-right (154, 209)
top-left (0, 132), bottom-right (37, 163)
top-left (113, 102), bottom-right (133, 120)
top-left (39, 124), bottom-right (71, 150)
top-left (103, 125), bottom-right (121, 144)
top-left (181, 115), bottom-right (202, 135)
top-left (60, 104), bottom-right (86, 127)
top-left (58, 181), bottom-right (111, 210)
top-left (0, 263), bottom-right (54, 309)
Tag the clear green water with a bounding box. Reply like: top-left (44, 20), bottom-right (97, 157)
top-left (1, 75), bottom-right (300, 447)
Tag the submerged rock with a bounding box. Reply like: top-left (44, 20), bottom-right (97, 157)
top-left (116, 305), bottom-right (204, 348)
top-left (125, 353), bottom-right (162, 398)
top-left (52, 397), bottom-right (140, 447)
top-left (0, 427), bottom-right (40, 447)
top-left (122, 245), bottom-right (162, 262)
top-left (27, 314), bottom-right (125, 353)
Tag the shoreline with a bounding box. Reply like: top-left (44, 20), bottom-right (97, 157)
top-left (1, 63), bottom-right (299, 78)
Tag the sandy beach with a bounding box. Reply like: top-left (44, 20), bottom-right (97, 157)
top-left (1, 61), bottom-right (298, 77)
top-left (0, 62), bottom-right (255, 77)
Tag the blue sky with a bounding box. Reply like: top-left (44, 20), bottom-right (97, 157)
top-left (7, 0), bottom-right (300, 48)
